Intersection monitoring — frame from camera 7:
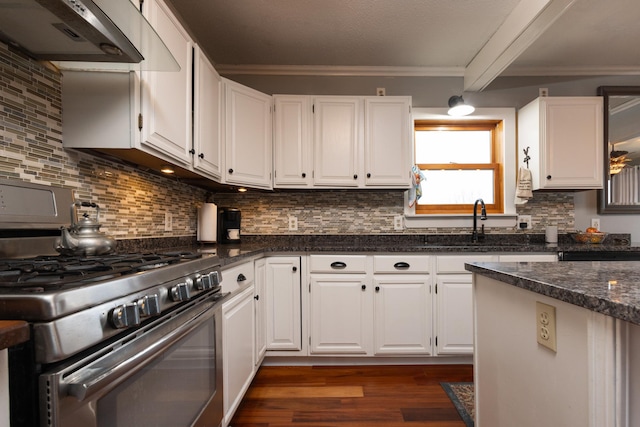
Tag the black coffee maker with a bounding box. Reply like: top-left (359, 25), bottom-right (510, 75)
top-left (217, 208), bottom-right (241, 244)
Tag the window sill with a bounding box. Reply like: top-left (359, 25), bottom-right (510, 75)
top-left (404, 213), bottom-right (518, 229)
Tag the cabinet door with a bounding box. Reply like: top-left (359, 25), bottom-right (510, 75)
top-left (224, 79), bottom-right (273, 189)
top-left (273, 95), bottom-right (312, 187)
top-left (436, 274), bottom-right (474, 355)
top-left (542, 97), bottom-right (603, 189)
top-left (309, 274), bottom-right (372, 354)
top-left (222, 286), bottom-right (255, 423)
top-left (313, 97), bottom-right (361, 186)
top-left (193, 46), bottom-right (222, 180)
top-left (364, 97), bottom-right (412, 187)
top-left (140, 0), bottom-right (193, 167)
top-left (266, 257), bottom-right (302, 351)
top-left (254, 259), bottom-right (267, 364)
top-left (373, 275), bottom-right (432, 355)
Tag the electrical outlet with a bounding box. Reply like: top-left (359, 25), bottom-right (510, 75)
top-left (393, 215), bottom-right (404, 230)
top-left (288, 216), bottom-right (298, 231)
top-left (539, 88), bottom-right (549, 97)
top-left (376, 87), bottom-right (385, 96)
top-left (536, 301), bottom-right (557, 352)
top-left (164, 212), bottom-right (173, 232)
top-left (591, 218), bottom-right (601, 230)
top-left (517, 215), bottom-right (532, 230)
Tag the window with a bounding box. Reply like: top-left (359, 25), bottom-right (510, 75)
top-left (414, 120), bottom-right (504, 215)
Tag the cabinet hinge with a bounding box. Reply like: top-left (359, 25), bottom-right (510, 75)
top-left (308, 283), bottom-right (311, 293)
top-left (312, 104), bottom-right (315, 113)
top-left (309, 336), bottom-right (311, 345)
top-left (138, 113), bottom-right (143, 131)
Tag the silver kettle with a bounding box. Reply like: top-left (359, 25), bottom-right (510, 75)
top-left (55, 201), bottom-right (117, 256)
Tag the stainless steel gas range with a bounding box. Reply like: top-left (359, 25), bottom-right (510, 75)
top-left (0, 179), bottom-right (226, 427)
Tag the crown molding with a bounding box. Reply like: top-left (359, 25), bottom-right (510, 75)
top-left (214, 64), bottom-right (465, 77)
top-left (501, 66), bottom-right (640, 76)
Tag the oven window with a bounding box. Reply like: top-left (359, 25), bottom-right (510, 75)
top-left (97, 319), bottom-right (217, 427)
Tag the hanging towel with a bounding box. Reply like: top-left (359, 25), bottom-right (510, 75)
top-left (408, 165), bottom-right (426, 207)
top-left (515, 166), bottom-right (533, 205)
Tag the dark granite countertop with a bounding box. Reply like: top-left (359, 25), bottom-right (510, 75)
top-left (116, 233), bottom-right (638, 267)
top-left (466, 261), bottom-right (640, 326)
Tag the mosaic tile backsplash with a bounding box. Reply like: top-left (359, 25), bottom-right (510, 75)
top-left (0, 41), bottom-right (575, 239)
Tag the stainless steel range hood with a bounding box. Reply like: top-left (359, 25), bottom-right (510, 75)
top-left (0, 0), bottom-right (179, 71)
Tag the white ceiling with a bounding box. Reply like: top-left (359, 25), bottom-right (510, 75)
top-left (166, 0), bottom-right (640, 91)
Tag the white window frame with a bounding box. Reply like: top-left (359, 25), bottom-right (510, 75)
top-left (404, 107), bottom-right (518, 230)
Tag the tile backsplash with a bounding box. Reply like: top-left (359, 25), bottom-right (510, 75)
top-left (0, 41), bottom-right (575, 239)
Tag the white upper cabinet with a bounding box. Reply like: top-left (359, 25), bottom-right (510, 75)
top-left (364, 97), bottom-right (412, 187)
top-left (223, 78), bottom-right (273, 190)
top-left (313, 96), bottom-right (362, 187)
top-left (273, 96), bottom-right (313, 187)
top-left (273, 95), bottom-right (412, 189)
top-left (139, 0), bottom-right (193, 167)
top-left (518, 96), bottom-right (603, 190)
top-left (193, 46), bottom-right (222, 180)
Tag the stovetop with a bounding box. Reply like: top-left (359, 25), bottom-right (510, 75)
top-left (0, 251), bottom-right (203, 291)
top-left (0, 251), bottom-right (222, 321)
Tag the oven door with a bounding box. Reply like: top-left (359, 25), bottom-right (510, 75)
top-left (40, 294), bottom-right (223, 427)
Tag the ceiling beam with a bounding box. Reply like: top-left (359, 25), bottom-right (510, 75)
top-left (464, 0), bottom-right (578, 92)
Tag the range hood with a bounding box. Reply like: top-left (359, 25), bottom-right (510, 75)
top-left (0, 0), bottom-right (179, 71)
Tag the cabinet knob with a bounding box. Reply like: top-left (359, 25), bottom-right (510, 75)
top-left (353, 174), bottom-right (358, 179)
top-left (375, 286), bottom-right (380, 292)
top-left (254, 294), bottom-right (260, 301)
top-left (361, 284), bottom-right (366, 291)
top-left (292, 266), bottom-right (297, 272)
top-left (229, 168), bottom-right (234, 174)
top-left (367, 173), bottom-right (371, 178)
top-left (189, 148), bottom-right (195, 155)
top-left (547, 175), bottom-right (552, 180)
top-left (302, 173), bottom-right (306, 178)
top-left (199, 153), bottom-right (204, 159)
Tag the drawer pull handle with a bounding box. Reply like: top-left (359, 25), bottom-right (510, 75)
top-left (394, 262), bottom-right (410, 269)
top-left (330, 261), bottom-right (347, 269)
top-left (237, 273), bottom-right (247, 282)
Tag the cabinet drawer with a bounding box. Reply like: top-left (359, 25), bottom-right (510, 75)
top-left (373, 255), bottom-right (430, 273)
top-left (309, 255), bottom-right (367, 273)
top-left (221, 260), bottom-right (255, 293)
top-left (436, 255), bottom-right (496, 274)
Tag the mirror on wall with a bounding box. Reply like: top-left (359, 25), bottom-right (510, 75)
top-left (598, 86), bottom-right (640, 213)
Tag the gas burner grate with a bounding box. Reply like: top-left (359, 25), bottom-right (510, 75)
top-left (0, 252), bottom-right (203, 288)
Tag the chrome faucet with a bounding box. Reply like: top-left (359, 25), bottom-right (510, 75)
top-left (472, 198), bottom-right (487, 243)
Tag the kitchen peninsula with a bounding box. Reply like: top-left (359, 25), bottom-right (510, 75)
top-left (466, 260), bottom-right (640, 427)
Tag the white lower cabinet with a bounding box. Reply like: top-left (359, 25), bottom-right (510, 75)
top-left (265, 257), bottom-right (302, 351)
top-left (221, 261), bottom-right (256, 427)
top-left (372, 255), bottom-right (432, 355)
top-left (435, 255), bottom-right (496, 355)
top-left (309, 255), bottom-right (371, 354)
top-left (254, 258), bottom-right (267, 365)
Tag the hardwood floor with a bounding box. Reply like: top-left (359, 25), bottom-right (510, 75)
top-left (229, 364), bottom-right (473, 426)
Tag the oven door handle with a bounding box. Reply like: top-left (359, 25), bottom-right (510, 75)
top-left (66, 299), bottom-right (219, 402)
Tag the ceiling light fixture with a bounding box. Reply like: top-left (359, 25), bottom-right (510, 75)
top-left (160, 165), bottom-right (175, 174)
top-left (447, 95), bottom-right (475, 116)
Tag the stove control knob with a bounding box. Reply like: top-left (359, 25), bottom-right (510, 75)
top-left (195, 274), bottom-right (212, 290)
top-left (210, 270), bottom-right (221, 286)
top-left (137, 294), bottom-right (160, 317)
top-left (110, 303), bottom-right (141, 329)
top-left (170, 282), bottom-right (191, 302)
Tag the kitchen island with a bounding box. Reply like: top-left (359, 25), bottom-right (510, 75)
top-left (466, 260), bottom-right (640, 427)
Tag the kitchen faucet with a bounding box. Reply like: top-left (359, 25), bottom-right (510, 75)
top-left (472, 198), bottom-right (487, 243)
